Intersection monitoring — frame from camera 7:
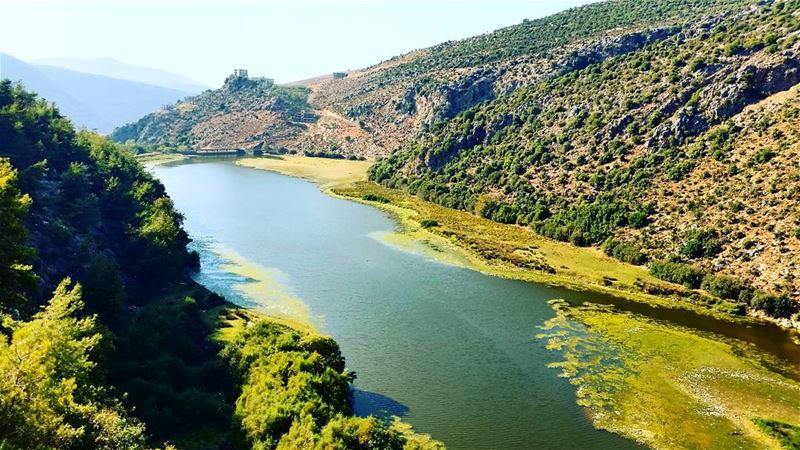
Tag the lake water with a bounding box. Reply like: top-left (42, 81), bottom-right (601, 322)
top-left (152, 160), bottom-right (797, 449)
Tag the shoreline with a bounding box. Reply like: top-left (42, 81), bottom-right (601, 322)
top-left (162, 155), bottom-right (800, 449)
top-left (234, 155), bottom-right (771, 329)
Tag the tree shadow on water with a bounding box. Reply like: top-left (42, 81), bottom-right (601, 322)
top-left (353, 388), bottom-right (409, 418)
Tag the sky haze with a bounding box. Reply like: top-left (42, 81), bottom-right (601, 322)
top-left (0, 1), bottom-right (597, 86)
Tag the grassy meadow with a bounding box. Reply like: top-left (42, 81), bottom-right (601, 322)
top-left (237, 155), bottom-right (371, 187)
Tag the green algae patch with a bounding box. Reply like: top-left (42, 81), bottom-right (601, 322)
top-left (207, 243), bottom-right (318, 333)
top-left (755, 418), bottom-right (800, 449)
top-left (538, 300), bottom-right (800, 449)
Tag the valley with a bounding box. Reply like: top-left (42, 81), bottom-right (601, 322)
top-left (4, 0), bottom-right (800, 448)
top-left (153, 155), bottom-right (800, 449)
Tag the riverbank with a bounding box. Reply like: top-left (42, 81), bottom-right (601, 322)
top-left (236, 156), bottom-right (747, 324)
top-left (135, 152), bottom-right (188, 165)
top-left (171, 156), bottom-right (800, 449)
top-left (237, 155), bottom-right (371, 188)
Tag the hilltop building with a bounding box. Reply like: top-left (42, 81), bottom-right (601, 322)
top-left (233, 68), bottom-right (249, 79)
top-left (333, 72), bottom-right (347, 80)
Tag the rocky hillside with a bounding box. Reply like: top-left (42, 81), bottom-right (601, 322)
top-left (372, 0), bottom-right (800, 310)
top-left (307, 0), bottom-right (753, 155)
top-left (111, 75), bottom-right (308, 151)
top-left (113, 0), bottom-right (752, 158)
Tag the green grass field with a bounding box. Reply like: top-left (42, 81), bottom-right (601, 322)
top-left (237, 155), bottom-right (371, 188)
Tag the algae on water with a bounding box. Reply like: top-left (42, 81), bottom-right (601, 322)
top-left (539, 299), bottom-right (800, 450)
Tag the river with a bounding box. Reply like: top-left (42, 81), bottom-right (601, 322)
top-left (152, 160), bottom-right (797, 449)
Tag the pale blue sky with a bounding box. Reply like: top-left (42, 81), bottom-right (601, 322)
top-left (1, 1), bottom-right (596, 87)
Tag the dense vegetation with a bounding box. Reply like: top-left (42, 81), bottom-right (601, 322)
top-left (0, 79), bottom-right (201, 447)
top-left (371, 0), bottom-right (800, 319)
top-left (0, 81), bottom-right (442, 449)
top-left (378, 0), bottom-right (751, 75)
top-left (222, 320), bottom-right (443, 449)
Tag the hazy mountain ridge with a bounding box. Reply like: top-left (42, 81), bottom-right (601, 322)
top-left (33, 56), bottom-right (208, 93)
top-left (1, 53), bottom-right (193, 133)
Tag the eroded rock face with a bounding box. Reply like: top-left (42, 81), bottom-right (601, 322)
top-left (559, 26), bottom-right (682, 75)
top-left (302, 9), bottom-right (697, 158)
top-left (648, 47), bottom-right (800, 149)
top-left (416, 73), bottom-right (497, 130)
top-left (703, 51), bottom-right (800, 122)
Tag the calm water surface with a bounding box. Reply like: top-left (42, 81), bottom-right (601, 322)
top-left (152, 160), bottom-right (795, 449)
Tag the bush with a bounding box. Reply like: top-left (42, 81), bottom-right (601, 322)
top-left (420, 219), bottom-right (439, 228)
top-left (627, 210), bottom-right (649, 228)
top-left (649, 260), bottom-right (705, 288)
top-left (701, 274), bottom-right (748, 300)
top-left (681, 229), bottom-right (721, 259)
top-left (751, 291), bottom-right (798, 319)
top-left (491, 203), bottom-right (518, 224)
top-left (748, 147), bottom-right (776, 166)
top-left (362, 193), bottom-right (390, 204)
top-left (602, 238), bottom-right (647, 265)
top-left (304, 150), bottom-right (345, 159)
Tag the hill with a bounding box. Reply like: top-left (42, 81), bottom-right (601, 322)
top-left (114, 0), bottom-right (800, 319)
top-left (114, 0), bottom-right (754, 156)
top-left (110, 73), bottom-right (385, 156)
top-left (371, 0), bottom-right (800, 315)
top-left (1, 53), bottom-right (192, 133)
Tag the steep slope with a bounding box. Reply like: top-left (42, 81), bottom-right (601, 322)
top-left (304, 0), bottom-right (754, 154)
top-left (33, 56), bottom-right (208, 93)
top-left (1, 53), bottom-right (192, 133)
top-left (371, 0), bottom-right (800, 312)
top-left (116, 0), bottom-right (753, 157)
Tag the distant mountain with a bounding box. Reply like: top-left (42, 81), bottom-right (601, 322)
top-left (1, 53), bottom-right (192, 133)
top-left (33, 56), bottom-right (208, 93)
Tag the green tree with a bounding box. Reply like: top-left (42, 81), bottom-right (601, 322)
top-left (0, 279), bottom-right (147, 449)
top-left (0, 158), bottom-right (35, 310)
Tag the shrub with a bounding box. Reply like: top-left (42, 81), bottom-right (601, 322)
top-left (626, 210), bottom-right (649, 228)
top-left (420, 219), bottom-right (439, 228)
top-left (602, 238), bottom-right (648, 265)
top-left (681, 229), bottom-right (721, 258)
top-left (491, 203), bottom-right (518, 224)
top-left (649, 260), bottom-right (705, 288)
top-left (362, 193), bottom-right (390, 204)
top-left (751, 291), bottom-right (798, 319)
top-left (701, 274), bottom-right (748, 300)
top-left (748, 147), bottom-right (776, 166)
